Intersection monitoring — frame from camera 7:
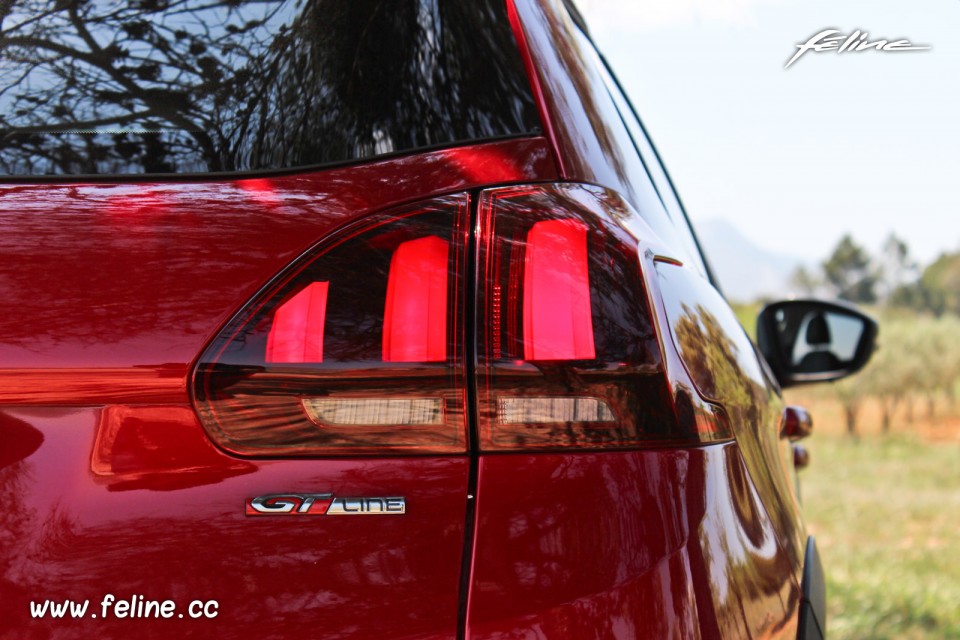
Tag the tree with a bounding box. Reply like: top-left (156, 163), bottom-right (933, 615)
top-left (863, 320), bottom-right (921, 433)
top-left (822, 235), bottom-right (878, 303)
top-left (888, 281), bottom-right (930, 311)
top-left (928, 315), bottom-right (960, 411)
top-left (886, 314), bottom-right (960, 422)
top-left (920, 251), bottom-right (960, 316)
top-left (876, 234), bottom-right (919, 304)
top-left (833, 373), bottom-right (868, 438)
top-left (789, 265), bottom-right (820, 297)
top-left (1, 0), bottom-right (493, 175)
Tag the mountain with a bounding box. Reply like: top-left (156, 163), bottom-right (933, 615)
top-left (695, 219), bottom-right (807, 302)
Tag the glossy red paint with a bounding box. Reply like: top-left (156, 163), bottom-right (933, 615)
top-left (465, 445), bottom-right (799, 639)
top-left (509, 0), bottom-right (630, 190)
top-left (486, 0), bottom-right (811, 635)
top-left (0, 137), bottom-right (554, 378)
top-left (464, 181), bottom-right (801, 635)
top-left (508, 0), bottom-right (714, 276)
top-left (1, 407), bottom-right (468, 639)
top-left (653, 261), bottom-right (807, 569)
top-left (506, 0), bottom-right (566, 177)
top-left (90, 405), bottom-right (256, 485)
top-left (1, 0), bottom-right (825, 636)
top-left (0, 137), bottom-right (554, 638)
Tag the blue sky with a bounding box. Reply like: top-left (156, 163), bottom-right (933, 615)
top-left (578, 0), bottom-right (960, 267)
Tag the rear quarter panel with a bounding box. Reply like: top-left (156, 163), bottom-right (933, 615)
top-left (0, 139), bottom-right (555, 639)
top-left (496, 0), bottom-right (808, 634)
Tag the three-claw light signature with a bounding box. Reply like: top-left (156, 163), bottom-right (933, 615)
top-left (786, 29), bottom-right (931, 69)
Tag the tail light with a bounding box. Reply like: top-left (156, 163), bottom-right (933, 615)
top-left (475, 183), bottom-right (731, 451)
top-left (192, 195), bottom-right (469, 456)
top-left (193, 184), bottom-right (735, 457)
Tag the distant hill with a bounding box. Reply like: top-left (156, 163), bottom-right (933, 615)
top-left (696, 219), bottom-right (807, 302)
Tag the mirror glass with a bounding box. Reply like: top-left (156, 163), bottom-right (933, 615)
top-left (759, 300), bottom-right (876, 385)
top-left (783, 308), bottom-right (865, 372)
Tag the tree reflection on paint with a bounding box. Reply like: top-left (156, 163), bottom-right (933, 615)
top-left (0, 0), bottom-right (538, 175)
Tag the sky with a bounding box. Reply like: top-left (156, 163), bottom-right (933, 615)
top-left (577, 0), bottom-right (960, 268)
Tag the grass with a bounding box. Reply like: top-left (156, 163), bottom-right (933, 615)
top-left (791, 393), bottom-right (960, 639)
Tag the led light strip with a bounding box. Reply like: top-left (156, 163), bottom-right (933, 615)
top-left (302, 397), bottom-right (444, 426)
top-left (497, 397), bottom-right (615, 424)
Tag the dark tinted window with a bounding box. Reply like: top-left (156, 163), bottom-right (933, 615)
top-left (0, 0), bottom-right (540, 177)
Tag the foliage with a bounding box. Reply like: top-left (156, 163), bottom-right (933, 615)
top-left (754, 231), bottom-right (960, 430)
top-left (0, 0), bottom-right (532, 174)
top-left (730, 302), bottom-right (760, 341)
top-left (1, 0), bottom-right (294, 173)
top-left (673, 303), bottom-right (759, 414)
top-left (829, 311), bottom-right (960, 434)
top-left (888, 250), bottom-right (960, 316)
top-left (823, 235), bottom-right (879, 303)
top-left (789, 265), bottom-right (820, 297)
top-left (920, 251), bottom-right (960, 316)
top-left (794, 233), bottom-right (958, 318)
top-left (876, 234), bottom-right (919, 303)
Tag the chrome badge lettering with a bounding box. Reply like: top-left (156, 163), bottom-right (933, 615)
top-left (246, 494), bottom-right (405, 516)
top-left (326, 497), bottom-right (406, 515)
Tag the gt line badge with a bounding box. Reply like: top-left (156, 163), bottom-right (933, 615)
top-left (246, 493), bottom-right (406, 516)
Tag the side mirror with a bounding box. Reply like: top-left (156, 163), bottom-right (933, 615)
top-left (756, 299), bottom-right (878, 388)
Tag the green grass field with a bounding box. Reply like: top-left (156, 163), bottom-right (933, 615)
top-left (796, 405), bottom-right (960, 639)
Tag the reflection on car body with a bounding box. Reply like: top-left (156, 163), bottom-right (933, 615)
top-left (0, 0), bottom-right (873, 638)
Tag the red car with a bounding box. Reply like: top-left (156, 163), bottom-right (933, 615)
top-left (0, 0), bottom-right (876, 638)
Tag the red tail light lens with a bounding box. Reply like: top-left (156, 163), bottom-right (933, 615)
top-left (476, 183), bottom-right (731, 451)
top-left (266, 282), bottom-right (330, 363)
top-left (383, 235), bottom-right (449, 362)
top-left (522, 219), bottom-right (595, 361)
top-left (193, 196), bottom-right (469, 456)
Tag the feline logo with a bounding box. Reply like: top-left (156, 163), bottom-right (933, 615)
top-left (786, 29), bottom-right (930, 69)
top-left (246, 493), bottom-right (405, 516)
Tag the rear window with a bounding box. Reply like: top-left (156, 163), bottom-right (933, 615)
top-left (0, 0), bottom-right (541, 177)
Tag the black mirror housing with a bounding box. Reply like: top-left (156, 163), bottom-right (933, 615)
top-left (757, 299), bottom-right (878, 388)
